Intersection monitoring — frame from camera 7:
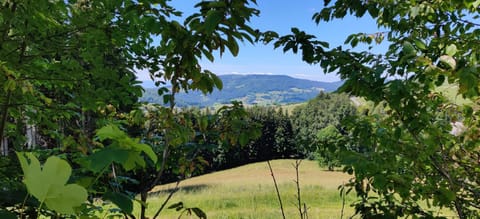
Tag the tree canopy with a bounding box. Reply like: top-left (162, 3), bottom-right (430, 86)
top-left (290, 92), bottom-right (356, 157)
top-left (2, 0), bottom-right (479, 218)
top-left (0, 0), bottom-right (261, 218)
top-left (270, 0), bottom-right (480, 218)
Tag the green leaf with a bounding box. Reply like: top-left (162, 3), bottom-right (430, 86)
top-left (351, 37), bottom-right (359, 48)
top-left (458, 67), bottom-right (478, 98)
top-left (94, 125), bottom-right (158, 168)
top-left (79, 147), bottom-right (130, 172)
top-left (211, 73), bottom-right (223, 90)
top-left (75, 177), bottom-right (95, 188)
top-left (204, 10), bottom-right (223, 33)
top-left (4, 79), bottom-right (16, 92)
top-left (202, 49), bottom-right (215, 62)
top-left (402, 41), bottom-right (416, 56)
top-left (239, 132), bottom-right (249, 146)
top-left (199, 116), bottom-right (208, 131)
top-left (410, 6), bottom-right (420, 18)
top-left (46, 184), bottom-right (88, 215)
top-left (96, 125), bottom-right (127, 141)
top-left (104, 192), bottom-right (133, 214)
top-left (226, 36), bottom-right (239, 56)
top-left (16, 153), bottom-right (87, 215)
top-left (168, 202), bottom-right (184, 211)
top-left (414, 39), bottom-right (427, 51)
top-left (163, 94), bottom-right (172, 104)
top-left (191, 207), bottom-right (207, 219)
top-left (445, 44), bottom-right (457, 56)
top-left (132, 141), bottom-right (158, 164)
top-left (437, 188), bottom-right (456, 205)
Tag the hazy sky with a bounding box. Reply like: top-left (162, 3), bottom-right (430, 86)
top-left (137, 1), bottom-right (387, 83)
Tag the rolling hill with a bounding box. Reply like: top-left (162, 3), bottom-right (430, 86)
top-left (140, 74), bottom-right (343, 107)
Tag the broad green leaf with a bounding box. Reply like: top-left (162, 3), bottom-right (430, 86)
top-left (75, 177), bottom-right (95, 188)
top-left (79, 147), bottom-right (130, 172)
top-left (132, 141), bottom-right (158, 164)
top-left (104, 192), bottom-right (133, 214)
top-left (16, 153), bottom-right (87, 215)
top-left (95, 124), bottom-right (157, 165)
top-left (96, 125), bottom-right (128, 141)
top-left (46, 184), bottom-right (88, 215)
top-left (123, 150), bottom-right (147, 170)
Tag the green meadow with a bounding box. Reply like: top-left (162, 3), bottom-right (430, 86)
top-left (136, 159), bottom-right (356, 219)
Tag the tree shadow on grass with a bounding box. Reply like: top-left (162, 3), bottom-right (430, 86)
top-left (149, 184), bottom-right (210, 197)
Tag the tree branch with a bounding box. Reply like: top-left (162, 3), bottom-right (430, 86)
top-left (267, 160), bottom-right (286, 219)
top-left (152, 180), bottom-right (181, 219)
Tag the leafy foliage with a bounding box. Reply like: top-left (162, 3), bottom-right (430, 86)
top-left (270, 0), bottom-right (480, 218)
top-left (80, 124), bottom-right (157, 172)
top-left (168, 202), bottom-right (207, 219)
top-left (290, 92), bottom-right (356, 157)
top-left (316, 125), bottom-right (344, 171)
top-left (211, 106), bottom-right (296, 169)
top-left (1, 0), bottom-right (263, 218)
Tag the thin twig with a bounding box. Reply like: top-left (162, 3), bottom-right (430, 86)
top-left (303, 203), bottom-right (309, 219)
top-left (267, 160), bottom-right (286, 219)
top-left (293, 159), bottom-right (305, 219)
top-left (147, 91), bottom-right (177, 191)
top-left (152, 180), bottom-right (181, 219)
top-left (340, 182), bottom-right (346, 219)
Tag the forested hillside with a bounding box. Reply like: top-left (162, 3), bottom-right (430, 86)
top-left (140, 74), bottom-right (343, 107)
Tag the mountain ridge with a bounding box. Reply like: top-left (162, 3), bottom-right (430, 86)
top-left (140, 74), bottom-right (343, 107)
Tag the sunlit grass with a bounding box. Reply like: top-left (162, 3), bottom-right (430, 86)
top-left (134, 159), bottom-right (356, 219)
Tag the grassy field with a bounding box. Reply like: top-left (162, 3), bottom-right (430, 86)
top-left (135, 159), bottom-right (356, 219)
top-left (274, 102), bottom-right (305, 115)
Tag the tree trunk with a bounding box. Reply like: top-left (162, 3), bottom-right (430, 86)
top-left (0, 90), bottom-right (11, 156)
top-left (1, 137), bottom-right (7, 156)
top-left (328, 165), bottom-right (334, 171)
top-left (140, 191), bottom-right (148, 219)
top-left (25, 120), bottom-right (37, 149)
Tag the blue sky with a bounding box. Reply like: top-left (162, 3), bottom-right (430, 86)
top-left (138, 1), bottom-right (385, 83)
